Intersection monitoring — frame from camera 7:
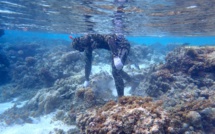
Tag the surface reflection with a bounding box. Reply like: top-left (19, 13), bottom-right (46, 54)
top-left (0, 0), bottom-right (215, 36)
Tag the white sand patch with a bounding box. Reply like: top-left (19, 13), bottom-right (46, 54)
top-left (108, 80), bottom-right (132, 97)
top-left (91, 63), bottom-right (111, 75)
top-left (0, 99), bottom-right (27, 114)
top-left (0, 102), bottom-right (14, 114)
top-left (139, 64), bottom-right (149, 69)
top-left (16, 101), bottom-right (27, 108)
top-left (0, 101), bottom-right (74, 134)
top-left (108, 80), bottom-right (117, 97)
top-left (0, 112), bottom-right (75, 134)
top-left (91, 63), bottom-right (139, 97)
top-left (124, 86), bottom-right (132, 96)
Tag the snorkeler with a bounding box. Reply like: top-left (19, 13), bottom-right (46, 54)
top-left (71, 34), bottom-right (132, 97)
top-left (71, 0), bottom-right (135, 98)
top-left (0, 29), bottom-right (4, 37)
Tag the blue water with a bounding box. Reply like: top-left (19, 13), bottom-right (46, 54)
top-left (0, 30), bottom-right (215, 46)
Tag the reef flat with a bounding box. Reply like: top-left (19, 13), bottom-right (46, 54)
top-left (0, 40), bottom-right (214, 133)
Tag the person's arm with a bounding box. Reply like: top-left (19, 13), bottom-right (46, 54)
top-left (84, 47), bottom-right (92, 87)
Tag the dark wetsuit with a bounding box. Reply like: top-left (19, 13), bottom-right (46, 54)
top-left (72, 34), bottom-right (131, 97)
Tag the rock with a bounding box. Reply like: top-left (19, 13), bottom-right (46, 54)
top-left (186, 111), bottom-right (202, 128)
top-left (61, 51), bottom-right (82, 64)
top-left (186, 111), bottom-right (201, 121)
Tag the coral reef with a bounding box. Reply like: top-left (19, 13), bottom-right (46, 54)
top-left (39, 68), bottom-right (56, 86)
top-left (1, 39), bottom-right (215, 134)
top-left (76, 94), bottom-right (215, 134)
top-left (75, 88), bottom-right (96, 108)
top-left (76, 96), bottom-right (169, 134)
top-left (167, 96), bottom-right (215, 134)
top-left (129, 45), bottom-right (153, 63)
top-left (128, 46), bottom-right (215, 133)
top-left (165, 46), bottom-right (215, 76)
top-left (25, 56), bottom-right (36, 66)
top-left (0, 50), bottom-right (10, 85)
top-left (61, 51), bottom-right (83, 65)
top-left (0, 40), bottom-right (84, 101)
top-left (132, 46), bottom-right (215, 97)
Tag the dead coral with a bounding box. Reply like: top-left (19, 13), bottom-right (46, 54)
top-left (168, 97), bottom-right (215, 133)
top-left (25, 56), bottom-right (36, 66)
top-left (100, 100), bottom-right (116, 112)
top-left (76, 94), bottom-right (215, 134)
top-left (39, 68), bottom-right (55, 86)
top-left (141, 46), bottom-right (215, 97)
top-left (154, 69), bottom-right (174, 82)
top-left (165, 46), bottom-right (215, 76)
top-left (75, 88), bottom-right (86, 99)
top-left (75, 88), bottom-right (96, 108)
top-left (61, 51), bottom-right (82, 64)
top-left (76, 96), bottom-right (169, 134)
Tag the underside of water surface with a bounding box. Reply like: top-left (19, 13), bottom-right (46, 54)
top-left (1, 0), bottom-right (215, 36)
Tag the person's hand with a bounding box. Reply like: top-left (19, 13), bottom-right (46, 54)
top-left (83, 81), bottom-right (90, 88)
top-left (114, 57), bottom-right (123, 70)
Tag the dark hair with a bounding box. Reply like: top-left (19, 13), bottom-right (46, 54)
top-left (72, 37), bottom-right (85, 52)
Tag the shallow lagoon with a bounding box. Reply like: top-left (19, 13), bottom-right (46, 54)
top-left (0, 30), bottom-right (215, 133)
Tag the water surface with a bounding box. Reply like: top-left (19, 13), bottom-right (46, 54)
top-left (1, 0), bottom-right (215, 36)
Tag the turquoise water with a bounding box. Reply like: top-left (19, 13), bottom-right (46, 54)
top-left (1, 30), bottom-right (215, 46)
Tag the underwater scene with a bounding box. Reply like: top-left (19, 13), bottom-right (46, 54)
top-left (1, 0), bottom-right (215, 134)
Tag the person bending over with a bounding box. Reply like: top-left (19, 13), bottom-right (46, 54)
top-left (72, 34), bottom-right (132, 97)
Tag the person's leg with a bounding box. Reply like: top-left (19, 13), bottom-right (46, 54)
top-left (110, 36), bottom-right (131, 97)
top-left (120, 70), bottom-right (131, 82)
top-left (118, 47), bottom-right (131, 82)
top-left (112, 62), bottom-right (124, 97)
top-left (117, 46), bottom-right (140, 91)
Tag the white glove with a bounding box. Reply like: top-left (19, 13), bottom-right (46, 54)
top-left (83, 81), bottom-right (89, 88)
top-left (114, 57), bottom-right (123, 70)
